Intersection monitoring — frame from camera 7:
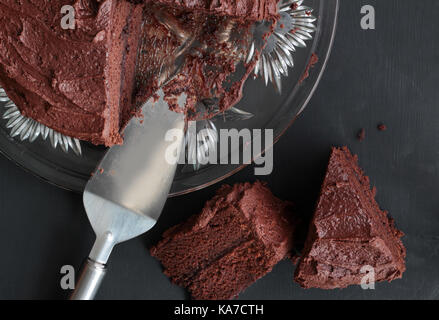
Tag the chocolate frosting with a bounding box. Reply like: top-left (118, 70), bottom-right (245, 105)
top-left (294, 147), bottom-right (406, 289)
top-left (0, 0), bottom-right (278, 145)
top-left (151, 181), bottom-right (296, 300)
top-left (0, 0), bottom-right (142, 145)
top-left (145, 0), bottom-right (279, 21)
top-left (135, 3), bottom-right (275, 120)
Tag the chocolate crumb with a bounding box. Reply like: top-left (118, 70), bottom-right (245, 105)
top-left (299, 53), bottom-right (318, 84)
top-left (357, 128), bottom-right (366, 141)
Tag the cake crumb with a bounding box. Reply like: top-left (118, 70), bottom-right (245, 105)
top-left (299, 53), bottom-right (318, 83)
top-left (357, 128), bottom-right (366, 141)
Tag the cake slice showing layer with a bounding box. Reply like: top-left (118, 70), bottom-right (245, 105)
top-left (0, 0), bottom-right (142, 146)
top-left (105, 0), bottom-right (144, 144)
top-left (151, 181), bottom-right (296, 300)
top-left (294, 147), bottom-right (406, 289)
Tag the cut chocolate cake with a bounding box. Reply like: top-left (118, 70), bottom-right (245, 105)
top-left (0, 0), bottom-right (279, 146)
top-left (145, 0), bottom-right (280, 21)
top-left (0, 0), bottom-right (143, 146)
top-left (294, 147), bottom-right (406, 289)
top-left (151, 181), bottom-right (295, 300)
top-left (136, 1), bottom-right (280, 118)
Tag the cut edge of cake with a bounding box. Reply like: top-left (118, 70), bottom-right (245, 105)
top-left (103, 0), bottom-right (144, 145)
top-left (144, 0), bottom-right (280, 22)
top-left (151, 181), bottom-right (296, 300)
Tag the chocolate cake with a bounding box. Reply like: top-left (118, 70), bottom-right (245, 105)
top-left (135, 1), bottom-right (279, 118)
top-left (294, 147), bottom-right (406, 289)
top-left (145, 0), bottom-right (279, 21)
top-left (150, 181), bottom-right (295, 300)
top-left (0, 0), bottom-right (280, 146)
top-left (0, 0), bottom-right (143, 146)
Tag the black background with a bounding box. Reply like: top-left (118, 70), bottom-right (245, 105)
top-left (0, 0), bottom-right (438, 300)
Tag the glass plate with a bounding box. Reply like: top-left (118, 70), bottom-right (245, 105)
top-left (0, 0), bottom-right (338, 196)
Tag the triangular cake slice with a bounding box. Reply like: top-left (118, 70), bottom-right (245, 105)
top-left (294, 147), bottom-right (406, 289)
top-left (0, 0), bottom-right (142, 146)
top-left (151, 181), bottom-right (296, 300)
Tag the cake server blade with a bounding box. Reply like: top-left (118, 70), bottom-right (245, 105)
top-left (70, 89), bottom-right (185, 300)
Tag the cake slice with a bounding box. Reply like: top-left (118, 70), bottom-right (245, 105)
top-left (0, 0), bottom-right (143, 146)
top-left (294, 147), bottom-right (406, 289)
top-left (151, 181), bottom-right (296, 300)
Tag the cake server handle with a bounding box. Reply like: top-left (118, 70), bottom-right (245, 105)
top-left (70, 232), bottom-right (116, 300)
top-left (70, 258), bottom-right (106, 300)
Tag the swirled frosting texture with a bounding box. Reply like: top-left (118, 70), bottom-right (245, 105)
top-left (294, 147), bottom-right (406, 289)
top-left (0, 0), bottom-right (142, 145)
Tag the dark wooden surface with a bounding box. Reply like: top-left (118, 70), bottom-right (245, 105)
top-left (0, 0), bottom-right (438, 299)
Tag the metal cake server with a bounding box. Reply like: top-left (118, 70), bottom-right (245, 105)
top-left (70, 89), bottom-right (186, 300)
top-left (70, 7), bottom-right (197, 299)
